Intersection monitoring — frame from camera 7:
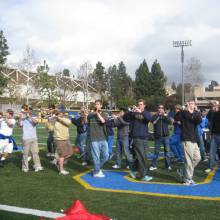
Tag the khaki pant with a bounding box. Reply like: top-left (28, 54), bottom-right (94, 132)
top-left (182, 141), bottom-right (201, 181)
top-left (22, 138), bottom-right (41, 170)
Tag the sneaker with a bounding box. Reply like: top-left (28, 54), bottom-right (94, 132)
top-left (93, 171), bottom-right (105, 178)
top-left (81, 162), bottom-right (88, 166)
top-left (112, 164), bottom-right (121, 169)
top-left (0, 156), bottom-right (6, 161)
top-left (129, 171), bottom-right (137, 179)
top-left (46, 153), bottom-right (51, 157)
top-left (167, 166), bottom-right (172, 171)
top-left (50, 153), bottom-right (55, 157)
top-left (183, 180), bottom-right (197, 186)
top-left (50, 158), bottom-right (57, 165)
top-left (22, 168), bottom-right (29, 172)
top-left (35, 166), bottom-right (44, 172)
top-left (190, 180), bottom-right (198, 186)
top-left (202, 158), bottom-right (208, 162)
top-left (59, 170), bottom-right (69, 175)
top-left (141, 175), bottom-right (153, 182)
top-left (149, 166), bottom-right (157, 171)
top-left (126, 165), bottom-right (130, 169)
top-left (205, 168), bottom-right (212, 173)
top-left (28, 156), bottom-right (32, 162)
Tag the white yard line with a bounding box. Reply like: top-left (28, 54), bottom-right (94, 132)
top-left (0, 204), bottom-right (65, 218)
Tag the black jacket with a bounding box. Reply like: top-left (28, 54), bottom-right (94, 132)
top-left (210, 111), bottom-right (220, 134)
top-left (151, 114), bottom-right (172, 138)
top-left (175, 110), bottom-right (201, 142)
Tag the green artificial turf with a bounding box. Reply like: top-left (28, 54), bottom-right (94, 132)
top-left (0, 125), bottom-right (220, 220)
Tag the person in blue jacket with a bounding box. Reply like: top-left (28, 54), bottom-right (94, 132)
top-left (169, 104), bottom-right (184, 163)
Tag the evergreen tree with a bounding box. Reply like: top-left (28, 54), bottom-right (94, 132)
top-left (0, 30), bottom-right (9, 65)
top-left (134, 59), bottom-right (151, 100)
top-left (171, 81), bottom-right (177, 91)
top-left (62, 68), bottom-right (70, 77)
top-left (0, 74), bottom-right (8, 95)
top-left (93, 61), bottom-right (107, 94)
top-left (150, 59), bottom-right (166, 97)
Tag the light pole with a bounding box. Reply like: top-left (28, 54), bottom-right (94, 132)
top-left (173, 40), bottom-right (192, 106)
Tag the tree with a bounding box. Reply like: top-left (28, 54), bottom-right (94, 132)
top-left (171, 81), bottom-right (177, 91)
top-left (62, 68), bottom-right (70, 77)
top-left (0, 74), bottom-right (8, 95)
top-left (78, 61), bottom-right (93, 109)
top-left (134, 59), bottom-right (151, 100)
top-left (184, 57), bottom-right (204, 86)
top-left (92, 61), bottom-right (107, 95)
top-left (0, 30), bottom-right (9, 65)
top-left (108, 62), bottom-right (134, 108)
top-left (150, 59), bottom-right (166, 97)
top-left (35, 60), bottom-right (58, 106)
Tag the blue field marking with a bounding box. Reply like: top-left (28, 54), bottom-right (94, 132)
top-left (73, 166), bottom-right (220, 200)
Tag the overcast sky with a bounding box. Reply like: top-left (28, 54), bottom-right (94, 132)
top-left (0, 0), bottom-right (220, 84)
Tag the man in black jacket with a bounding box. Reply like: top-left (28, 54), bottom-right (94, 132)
top-left (205, 103), bottom-right (220, 173)
top-left (175, 100), bottom-right (201, 185)
top-left (149, 104), bottom-right (172, 171)
top-left (123, 99), bottom-right (152, 182)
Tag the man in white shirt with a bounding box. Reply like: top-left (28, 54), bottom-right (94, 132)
top-left (18, 106), bottom-right (43, 172)
top-left (0, 109), bottom-right (16, 167)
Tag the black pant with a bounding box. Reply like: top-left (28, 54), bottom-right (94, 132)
top-left (131, 138), bottom-right (148, 178)
top-left (47, 131), bottom-right (55, 154)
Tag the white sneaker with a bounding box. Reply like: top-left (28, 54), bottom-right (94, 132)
top-left (28, 156), bottom-right (32, 162)
top-left (126, 165), bottom-right (130, 169)
top-left (35, 166), bottom-right (44, 172)
top-left (50, 158), bottom-right (57, 165)
top-left (0, 156), bottom-right (6, 161)
top-left (50, 153), bottom-right (55, 157)
top-left (93, 171), bottom-right (105, 178)
top-left (22, 168), bottom-right (29, 172)
top-left (46, 153), bottom-right (52, 157)
top-left (112, 164), bottom-right (121, 169)
top-left (81, 162), bottom-right (88, 166)
top-left (167, 166), bottom-right (172, 171)
top-left (59, 170), bottom-right (69, 175)
top-left (205, 168), bottom-right (212, 173)
top-left (149, 166), bottom-right (157, 171)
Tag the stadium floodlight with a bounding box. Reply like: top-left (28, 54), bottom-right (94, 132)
top-left (173, 40), bottom-right (192, 106)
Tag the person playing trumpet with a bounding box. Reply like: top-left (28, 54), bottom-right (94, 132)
top-left (45, 108), bottom-right (72, 175)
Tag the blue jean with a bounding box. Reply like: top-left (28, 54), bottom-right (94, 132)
top-left (90, 140), bottom-right (109, 174)
top-left (107, 135), bottom-right (114, 156)
top-left (75, 132), bottom-right (87, 160)
top-left (152, 136), bottom-right (171, 168)
top-left (209, 134), bottom-right (220, 169)
top-left (169, 133), bottom-right (184, 161)
top-left (116, 136), bottom-right (133, 167)
top-left (198, 135), bottom-right (206, 161)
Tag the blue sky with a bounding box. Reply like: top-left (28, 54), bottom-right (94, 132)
top-left (0, 0), bottom-right (220, 84)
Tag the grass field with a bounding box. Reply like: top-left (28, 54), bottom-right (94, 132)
top-left (0, 125), bottom-right (220, 220)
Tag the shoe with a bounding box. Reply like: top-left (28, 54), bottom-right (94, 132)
top-left (190, 180), bottom-right (198, 186)
top-left (141, 175), bottom-right (153, 182)
top-left (28, 156), bottom-right (32, 162)
top-left (129, 171), bottom-right (137, 179)
top-left (35, 166), bottom-right (44, 172)
top-left (202, 158), bottom-right (208, 162)
top-left (183, 180), bottom-right (197, 186)
top-left (50, 153), bottom-right (55, 157)
top-left (59, 170), bottom-right (69, 175)
top-left (93, 171), bottom-right (105, 178)
top-left (81, 162), bottom-right (88, 166)
top-left (0, 156), bottom-right (6, 161)
top-left (205, 168), bottom-right (212, 173)
top-left (22, 168), bottom-right (29, 172)
top-left (167, 166), bottom-right (172, 171)
top-left (126, 165), bottom-right (130, 169)
top-left (50, 158), bottom-right (57, 165)
top-left (149, 166), bottom-right (157, 171)
top-left (112, 164), bottom-right (121, 169)
top-left (46, 153), bottom-right (51, 157)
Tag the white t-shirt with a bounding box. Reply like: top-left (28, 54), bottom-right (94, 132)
top-left (20, 117), bottom-right (37, 140)
top-left (0, 118), bottom-right (16, 136)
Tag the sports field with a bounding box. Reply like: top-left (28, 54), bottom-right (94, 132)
top-left (0, 125), bottom-right (220, 220)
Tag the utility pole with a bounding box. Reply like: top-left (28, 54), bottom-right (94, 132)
top-left (173, 40), bottom-right (192, 106)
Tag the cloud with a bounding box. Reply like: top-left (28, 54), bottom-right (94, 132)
top-left (0, 0), bottom-right (220, 84)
